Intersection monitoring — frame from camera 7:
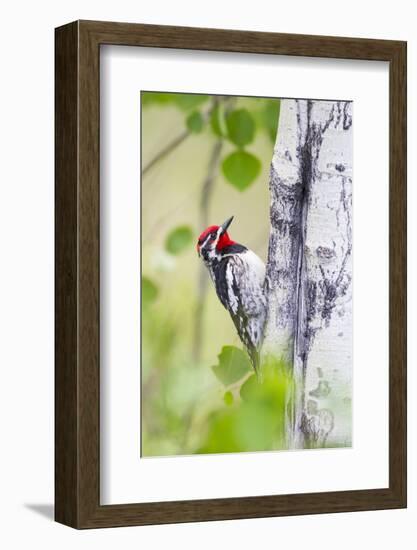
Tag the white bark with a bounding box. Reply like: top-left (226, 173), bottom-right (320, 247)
top-left (262, 101), bottom-right (306, 363)
top-left (264, 99), bottom-right (353, 449)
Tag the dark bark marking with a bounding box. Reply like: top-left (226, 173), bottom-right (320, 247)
top-left (309, 380), bottom-right (331, 398)
top-left (316, 246), bottom-right (336, 260)
top-left (343, 102), bottom-right (353, 130)
top-left (334, 102), bottom-right (343, 129)
top-left (300, 406), bottom-right (335, 447)
top-left (265, 164), bottom-right (305, 334)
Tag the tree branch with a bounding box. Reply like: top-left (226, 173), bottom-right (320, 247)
top-left (142, 129), bottom-right (190, 177)
top-left (193, 139), bottom-right (224, 361)
top-left (192, 96), bottom-right (235, 361)
top-left (142, 98), bottom-right (230, 178)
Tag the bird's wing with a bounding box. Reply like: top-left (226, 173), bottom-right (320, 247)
top-left (225, 254), bottom-right (266, 372)
top-left (222, 253), bottom-right (266, 353)
top-left (226, 252), bottom-right (266, 317)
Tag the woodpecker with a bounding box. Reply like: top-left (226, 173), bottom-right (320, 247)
top-left (197, 216), bottom-right (266, 373)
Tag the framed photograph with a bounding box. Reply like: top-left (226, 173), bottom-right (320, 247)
top-left (55, 20), bottom-right (406, 528)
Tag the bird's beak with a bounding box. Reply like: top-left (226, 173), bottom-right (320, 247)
top-left (196, 243), bottom-right (201, 257)
top-left (220, 216), bottom-right (234, 234)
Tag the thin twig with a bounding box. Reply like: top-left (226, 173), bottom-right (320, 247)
top-left (192, 138), bottom-right (224, 361)
top-left (142, 98), bottom-right (226, 177)
top-left (192, 97), bottom-right (238, 362)
top-left (142, 129), bottom-right (190, 176)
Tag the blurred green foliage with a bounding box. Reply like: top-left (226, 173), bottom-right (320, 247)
top-left (258, 99), bottom-right (281, 143)
top-left (199, 359), bottom-right (293, 454)
top-left (186, 111), bottom-right (204, 133)
top-left (223, 391), bottom-right (234, 406)
top-left (142, 91), bottom-right (209, 111)
top-left (165, 225), bottom-right (194, 255)
top-left (141, 276), bottom-right (158, 307)
top-left (141, 91), bottom-right (287, 457)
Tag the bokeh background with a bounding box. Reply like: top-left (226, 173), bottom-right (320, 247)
top-left (141, 92), bottom-right (286, 456)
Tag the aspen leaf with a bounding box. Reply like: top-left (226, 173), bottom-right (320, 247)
top-left (210, 104), bottom-right (223, 137)
top-left (142, 277), bottom-right (158, 307)
top-left (222, 150), bottom-right (261, 191)
top-left (186, 111), bottom-right (204, 133)
top-left (211, 346), bottom-right (252, 386)
top-left (239, 374), bottom-right (258, 401)
top-left (261, 99), bottom-right (281, 142)
top-left (165, 226), bottom-right (194, 255)
top-left (226, 109), bottom-right (255, 147)
top-left (174, 94), bottom-right (209, 111)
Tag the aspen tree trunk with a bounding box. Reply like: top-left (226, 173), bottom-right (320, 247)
top-left (263, 99), bottom-right (353, 449)
top-left (262, 101), bottom-right (305, 364)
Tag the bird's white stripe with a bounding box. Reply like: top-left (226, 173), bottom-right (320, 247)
top-left (226, 263), bottom-right (238, 314)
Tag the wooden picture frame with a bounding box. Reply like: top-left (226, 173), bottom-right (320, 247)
top-left (55, 20), bottom-right (407, 529)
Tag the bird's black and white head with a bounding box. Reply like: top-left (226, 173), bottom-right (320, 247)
top-left (196, 216), bottom-right (235, 264)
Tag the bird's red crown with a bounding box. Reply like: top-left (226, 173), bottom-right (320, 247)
top-left (197, 224), bottom-right (235, 252)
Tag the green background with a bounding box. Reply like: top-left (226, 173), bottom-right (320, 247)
top-left (141, 92), bottom-right (287, 457)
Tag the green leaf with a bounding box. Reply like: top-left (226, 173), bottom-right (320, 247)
top-left (141, 92), bottom-right (177, 107)
top-left (165, 226), bottom-right (194, 255)
top-left (225, 109), bottom-right (255, 147)
top-left (210, 104), bottom-right (228, 137)
top-left (142, 277), bottom-right (158, 307)
top-left (224, 391), bottom-right (234, 406)
top-left (211, 346), bottom-right (252, 386)
top-left (261, 99), bottom-right (281, 142)
top-left (239, 374), bottom-right (258, 401)
top-left (173, 94), bottom-right (209, 111)
top-left (186, 111), bottom-right (204, 133)
top-left (141, 92), bottom-right (209, 111)
top-left (210, 105), bottom-right (222, 136)
top-left (222, 150), bottom-right (261, 191)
